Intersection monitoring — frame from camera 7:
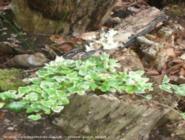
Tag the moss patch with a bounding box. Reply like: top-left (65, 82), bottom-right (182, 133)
top-left (166, 4), bottom-right (185, 17)
top-left (0, 69), bottom-right (24, 91)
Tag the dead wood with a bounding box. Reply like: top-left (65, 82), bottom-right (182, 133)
top-left (11, 0), bottom-right (115, 34)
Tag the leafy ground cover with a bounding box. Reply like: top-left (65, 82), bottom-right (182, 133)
top-left (0, 53), bottom-right (153, 120)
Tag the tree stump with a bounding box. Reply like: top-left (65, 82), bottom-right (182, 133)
top-left (11, 0), bottom-right (115, 34)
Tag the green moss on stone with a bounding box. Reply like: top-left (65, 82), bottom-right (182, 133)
top-left (0, 69), bottom-right (24, 91)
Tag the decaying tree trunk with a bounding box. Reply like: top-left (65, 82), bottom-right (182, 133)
top-left (53, 94), bottom-right (173, 140)
top-left (11, 0), bottom-right (115, 34)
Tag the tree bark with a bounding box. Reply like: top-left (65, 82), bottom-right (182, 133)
top-left (53, 94), bottom-right (173, 140)
top-left (11, 0), bottom-right (115, 34)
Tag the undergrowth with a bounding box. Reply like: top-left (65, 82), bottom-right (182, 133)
top-left (0, 53), bottom-right (153, 120)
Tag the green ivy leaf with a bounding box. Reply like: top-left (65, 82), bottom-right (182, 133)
top-left (160, 76), bottom-right (185, 96)
top-left (180, 112), bottom-right (185, 120)
top-left (171, 84), bottom-right (185, 96)
top-left (24, 92), bottom-right (39, 101)
top-left (51, 106), bottom-right (64, 113)
top-left (162, 75), bottom-right (171, 84)
top-left (0, 90), bottom-right (18, 100)
top-left (18, 86), bottom-right (32, 95)
top-left (26, 103), bottom-right (42, 113)
top-left (6, 101), bottom-right (26, 112)
top-left (28, 114), bottom-right (42, 121)
top-left (160, 84), bottom-right (173, 93)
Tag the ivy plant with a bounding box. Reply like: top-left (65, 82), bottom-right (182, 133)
top-left (160, 75), bottom-right (185, 96)
top-left (160, 75), bottom-right (185, 120)
top-left (0, 53), bottom-right (153, 120)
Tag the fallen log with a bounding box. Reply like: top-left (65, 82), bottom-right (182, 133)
top-left (64, 6), bottom-right (167, 59)
top-left (53, 94), bottom-right (173, 140)
top-left (114, 7), bottom-right (167, 47)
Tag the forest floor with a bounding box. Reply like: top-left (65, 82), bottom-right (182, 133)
top-left (0, 0), bottom-right (185, 140)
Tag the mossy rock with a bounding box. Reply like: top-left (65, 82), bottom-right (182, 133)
top-left (0, 69), bottom-right (25, 91)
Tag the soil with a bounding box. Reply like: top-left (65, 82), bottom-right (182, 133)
top-left (0, 110), bottom-right (63, 139)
